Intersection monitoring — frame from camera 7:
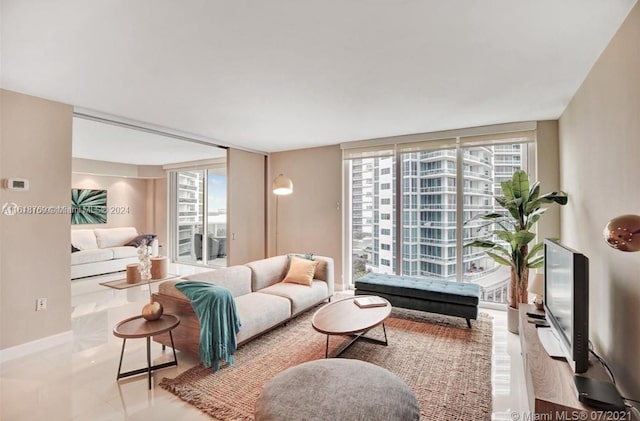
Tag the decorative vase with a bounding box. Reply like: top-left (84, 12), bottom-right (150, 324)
top-left (507, 306), bottom-right (519, 334)
top-left (137, 239), bottom-right (163, 320)
top-left (507, 261), bottom-right (530, 335)
top-left (142, 301), bottom-right (163, 321)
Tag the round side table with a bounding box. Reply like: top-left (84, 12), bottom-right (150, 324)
top-left (113, 314), bottom-right (180, 389)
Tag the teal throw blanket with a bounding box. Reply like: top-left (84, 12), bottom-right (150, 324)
top-left (175, 281), bottom-right (242, 371)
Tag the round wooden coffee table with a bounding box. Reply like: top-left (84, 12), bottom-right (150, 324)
top-left (113, 314), bottom-right (180, 389)
top-left (312, 296), bottom-right (391, 358)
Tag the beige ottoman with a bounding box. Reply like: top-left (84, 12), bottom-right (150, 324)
top-left (255, 359), bottom-right (419, 421)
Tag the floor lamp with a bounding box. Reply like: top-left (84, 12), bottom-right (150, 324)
top-left (273, 173), bottom-right (293, 255)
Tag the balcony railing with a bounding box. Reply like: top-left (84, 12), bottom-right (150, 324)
top-left (463, 170), bottom-right (493, 181)
top-left (420, 168), bottom-right (456, 177)
top-left (420, 186), bottom-right (455, 193)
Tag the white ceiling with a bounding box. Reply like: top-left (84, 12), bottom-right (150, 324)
top-left (72, 117), bottom-right (226, 165)
top-left (1, 0), bottom-right (637, 153)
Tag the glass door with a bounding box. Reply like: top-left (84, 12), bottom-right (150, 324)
top-left (172, 166), bottom-right (227, 267)
top-left (205, 169), bottom-right (227, 268)
top-left (175, 170), bottom-right (205, 265)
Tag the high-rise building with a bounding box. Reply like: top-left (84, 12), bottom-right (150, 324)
top-left (350, 144), bottom-right (527, 304)
top-left (176, 171), bottom-right (204, 258)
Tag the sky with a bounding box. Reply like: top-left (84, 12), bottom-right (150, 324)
top-left (208, 173), bottom-right (227, 212)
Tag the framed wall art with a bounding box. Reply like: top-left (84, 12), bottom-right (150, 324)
top-left (71, 188), bottom-right (107, 224)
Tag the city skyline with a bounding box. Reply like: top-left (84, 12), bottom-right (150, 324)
top-left (350, 143), bottom-right (528, 304)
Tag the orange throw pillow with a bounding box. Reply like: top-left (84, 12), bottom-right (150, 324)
top-left (282, 255), bottom-right (319, 286)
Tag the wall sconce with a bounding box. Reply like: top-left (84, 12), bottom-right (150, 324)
top-left (603, 214), bottom-right (640, 252)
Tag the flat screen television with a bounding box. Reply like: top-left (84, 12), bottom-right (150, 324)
top-left (543, 239), bottom-right (589, 373)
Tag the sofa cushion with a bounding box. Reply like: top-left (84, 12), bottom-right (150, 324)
top-left (71, 249), bottom-right (114, 265)
top-left (290, 254), bottom-right (331, 284)
top-left (282, 256), bottom-right (318, 286)
top-left (164, 265), bottom-right (252, 298)
top-left (126, 233), bottom-right (157, 247)
top-left (94, 227), bottom-right (138, 249)
top-left (245, 255), bottom-right (289, 291)
top-left (111, 246), bottom-right (138, 259)
top-left (259, 280), bottom-right (329, 316)
top-left (314, 259), bottom-right (328, 282)
top-left (71, 229), bottom-right (99, 250)
top-left (235, 292), bottom-right (291, 344)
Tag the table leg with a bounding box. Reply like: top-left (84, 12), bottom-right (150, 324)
top-left (147, 337), bottom-right (152, 389)
top-left (325, 335), bottom-right (330, 358)
top-left (327, 323), bottom-right (389, 358)
top-left (169, 331), bottom-right (178, 364)
top-left (116, 331), bottom-right (179, 387)
top-left (116, 338), bottom-right (127, 380)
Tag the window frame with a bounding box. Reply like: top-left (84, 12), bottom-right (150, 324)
top-left (342, 123), bottom-right (537, 303)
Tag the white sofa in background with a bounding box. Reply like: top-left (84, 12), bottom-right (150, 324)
top-left (71, 227), bottom-right (158, 279)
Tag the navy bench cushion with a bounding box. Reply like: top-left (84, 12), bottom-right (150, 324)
top-left (355, 273), bottom-right (480, 307)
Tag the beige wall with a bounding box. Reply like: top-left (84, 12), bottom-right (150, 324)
top-left (72, 157), bottom-right (165, 179)
top-left (535, 120), bottom-right (562, 244)
top-left (146, 178), bottom-right (167, 255)
top-left (227, 149), bottom-right (266, 265)
top-left (71, 173), bottom-right (149, 232)
top-left (72, 161), bottom-right (167, 251)
top-left (0, 90), bottom-right (73, 349)
top-left (269, 145), bottom-right (343, 287)
top-left (559, 3), bottom-right (640, 396)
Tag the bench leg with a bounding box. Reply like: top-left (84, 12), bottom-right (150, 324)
top-left (466, 318), bottom-right (472, 328)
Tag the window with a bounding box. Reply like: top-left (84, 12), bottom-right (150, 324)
top-left (344, 125), bottom-right (534, 305)
top-left (170, 167), bottom-right (227, 267)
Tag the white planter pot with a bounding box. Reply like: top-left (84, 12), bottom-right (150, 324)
top-left (507, 306), bottom-right (519, 334)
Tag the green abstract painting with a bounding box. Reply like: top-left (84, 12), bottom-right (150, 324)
top-left (71, 189), bottom-right (107, 224)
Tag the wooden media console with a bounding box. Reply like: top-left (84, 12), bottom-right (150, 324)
top-left (519, 304), bottom-right (622, 419)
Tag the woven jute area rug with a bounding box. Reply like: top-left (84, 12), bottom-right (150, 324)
top-left (160, 307), bottom-right (493, 420)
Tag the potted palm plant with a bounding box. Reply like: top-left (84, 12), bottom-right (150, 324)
top-left (464, 170), bottom-right (568, 333)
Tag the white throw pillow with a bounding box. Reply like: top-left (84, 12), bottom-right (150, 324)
top-left (94, 227), bottom-right (138, 248)
top-left (71, 229), bottom-right (99, 250)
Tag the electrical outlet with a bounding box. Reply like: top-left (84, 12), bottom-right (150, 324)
top-left (36, 298), bottom-right (47, 311)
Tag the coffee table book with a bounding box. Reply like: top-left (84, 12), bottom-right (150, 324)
top-left (354, 296), bottom-right (387, 308)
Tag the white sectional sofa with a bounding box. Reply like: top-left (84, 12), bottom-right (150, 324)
top-left (71, 227), bottom-right (158, 279)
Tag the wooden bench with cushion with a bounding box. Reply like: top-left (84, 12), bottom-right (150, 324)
top-left (354, 273), bottom-right (481, 328)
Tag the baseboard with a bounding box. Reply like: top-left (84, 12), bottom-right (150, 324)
top-left (0, 330), bottom-right (73, 364)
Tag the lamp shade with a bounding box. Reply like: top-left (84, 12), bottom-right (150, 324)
top-left (603, 214), bottom-right (640, 252)
top-left (528, 273), bottom-right (544, 296)
top-left (272, 174), bottom-right (293, 195)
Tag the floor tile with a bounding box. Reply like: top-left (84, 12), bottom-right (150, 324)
top-left (1, 263), bottom-right (529, 420)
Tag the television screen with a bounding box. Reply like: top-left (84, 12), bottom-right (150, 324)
top-left (543, 239), bottom-right (589, 373)
top-left (545, 244), bottom-right (573, 348)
